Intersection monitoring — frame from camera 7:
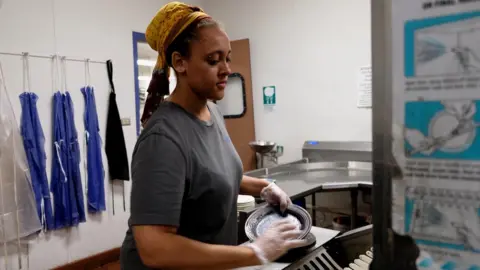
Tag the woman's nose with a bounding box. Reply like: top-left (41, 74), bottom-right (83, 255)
top-left (221, 61), bottom-right (232, 76)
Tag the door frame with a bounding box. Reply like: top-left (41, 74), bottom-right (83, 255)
top-left (132, 31), bottom-right (147, 137)
top-left (225, 38), bottom-right (256, 171)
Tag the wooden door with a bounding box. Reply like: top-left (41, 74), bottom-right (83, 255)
top-left (219, 39), bottom-right (256, 171)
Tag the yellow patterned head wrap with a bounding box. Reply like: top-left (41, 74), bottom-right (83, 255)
top-left (145, 1), bottom-right (210, 74)
top-left (141, 2), bottom-right (211, 126)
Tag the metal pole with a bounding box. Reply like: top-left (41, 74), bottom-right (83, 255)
top-left (370, 0), bottom-right (394, 269)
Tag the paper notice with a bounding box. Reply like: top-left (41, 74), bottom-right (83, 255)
top-left (357, 66), bottom-right (372, 108)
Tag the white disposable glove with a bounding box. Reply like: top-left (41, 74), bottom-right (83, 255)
top-left (247, 220), bottom-right (307, 264)
top-left (260, 182), bottom-right (292, 212)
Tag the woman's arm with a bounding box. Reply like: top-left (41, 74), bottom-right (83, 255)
top-left (240, 176), bottom-right (292, 212)
top-left (239, 175), bottom-right (270, 196)
top-left (134, 225), bottom-right (260, 269)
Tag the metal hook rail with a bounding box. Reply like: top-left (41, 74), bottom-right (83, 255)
top-left (0, 51), bottom-right (106, 64)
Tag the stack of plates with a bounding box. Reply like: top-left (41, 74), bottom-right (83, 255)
top-left (237, 195), bottom-right (255, 211)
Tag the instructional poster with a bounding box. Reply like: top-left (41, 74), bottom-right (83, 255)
top-left (391, 1), bottom-right (480, 269)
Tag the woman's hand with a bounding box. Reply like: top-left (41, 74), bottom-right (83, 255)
top-left (260, 182), bottom-right (292, 212)
top-left (247, 219), bottom-right (307, 264)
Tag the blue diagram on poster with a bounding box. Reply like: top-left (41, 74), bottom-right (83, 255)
top-left (404, 11), bottom-right (480, 78)
top-left (404, 186), bottom-right (480, 254)
top-left (404, 100), bottom-right (480, 160)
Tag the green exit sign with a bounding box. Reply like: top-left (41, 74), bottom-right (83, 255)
top-left (263, 86), bottom-right (276, 106)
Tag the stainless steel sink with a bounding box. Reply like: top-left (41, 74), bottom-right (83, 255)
top-left (249, 140), bottom-right (276, 154)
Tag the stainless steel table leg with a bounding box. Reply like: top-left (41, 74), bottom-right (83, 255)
top-left (351, 190), bottom-right (358, 229)
top-left (311, 193), bottom-right (316, 226)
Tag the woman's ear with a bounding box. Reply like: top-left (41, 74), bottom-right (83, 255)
top-left (171, 52), bottom-right (186, 74)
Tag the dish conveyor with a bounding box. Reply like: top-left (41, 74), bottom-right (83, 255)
top-left (237, 224), bottom-right (418, 270)
top-left (236, 225), bottom-right (373, 270)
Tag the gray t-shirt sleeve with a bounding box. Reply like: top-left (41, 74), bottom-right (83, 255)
top-left (129, 133), bottom-right (186, 227)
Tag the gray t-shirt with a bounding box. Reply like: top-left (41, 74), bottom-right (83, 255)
top-left (120, 101), bottom-right (243, 269)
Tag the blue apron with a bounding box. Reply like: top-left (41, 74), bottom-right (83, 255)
top-left (51, 91), bottom-right (71, 229)
top-left (19, 92), bottom-right (54, 231)
top-left (81, 86), bottom-right (106, 213)
top-left (63, 92), bottom-right (86, 224)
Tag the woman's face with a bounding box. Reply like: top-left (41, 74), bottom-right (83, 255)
top-left (176, 26), bottom-right (232, 101)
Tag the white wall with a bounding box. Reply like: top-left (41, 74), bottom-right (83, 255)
top-left (203, 0), bottom-right (373, 162)
top-left (0, 0), bottom-right (201, 269)
top-left (0, 0), bottom-right (371, 268)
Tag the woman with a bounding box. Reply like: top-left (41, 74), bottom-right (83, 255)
top-left (120, 2), bottom-right (306, 269)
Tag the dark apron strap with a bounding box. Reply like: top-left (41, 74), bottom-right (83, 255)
top-left (106, 60), bottom-right (115, 93)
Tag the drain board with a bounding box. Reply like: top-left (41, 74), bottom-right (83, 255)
top-left (233, 225), bottom-right (373, 270)
top-left (285, 225), bottom-right (373, 270)
top-left (285, 247), bottom-right (342, 270)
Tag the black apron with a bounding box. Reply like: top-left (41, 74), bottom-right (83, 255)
top-left (105, 60), bottom-right (130, 212)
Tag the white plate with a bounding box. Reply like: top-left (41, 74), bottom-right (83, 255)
top-left (237, 195), bottom-right (255, 204)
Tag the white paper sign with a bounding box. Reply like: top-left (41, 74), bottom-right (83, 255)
top-left (391, 1), bottom-right (480, 269)
top-left (357, 66), bottom-right (372, 108)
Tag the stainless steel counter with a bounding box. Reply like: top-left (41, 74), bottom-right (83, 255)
top-left (237, 159), bottom-right (373, 244)
top-left (244, 160), bottom-right (372, 200)
top-left (234, 226), bottom-right (341, 270)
